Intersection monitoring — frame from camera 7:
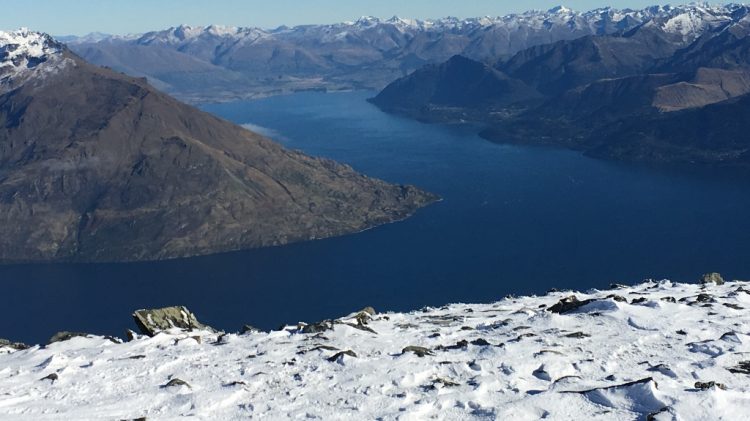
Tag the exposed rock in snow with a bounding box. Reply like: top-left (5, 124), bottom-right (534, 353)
top-left (1, 280), bottom-right (749, 419)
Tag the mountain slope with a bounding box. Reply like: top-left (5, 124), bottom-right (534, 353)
top-left (0, 30), bottom-right (437, 262)
top-left (369, 55), bottom-right (541, 120)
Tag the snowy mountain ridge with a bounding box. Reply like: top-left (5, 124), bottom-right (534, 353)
top-left (1, 278), bottom-right (749, 419)
top-left (69, 3), bottom-right (748, 47)
top-left (0, 28), bottom-right (71, 92)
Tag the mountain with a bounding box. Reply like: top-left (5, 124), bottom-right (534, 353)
top-left (64, 7), bottom-right (673, 102)
top-left (0, 29), bottom-right (437, 263)
top-left (2, 278), bottom-right (747, 419)
top-left (372, 3), bottom-right (750, 167)
top-left (368, 55), bottom-right (541, 121)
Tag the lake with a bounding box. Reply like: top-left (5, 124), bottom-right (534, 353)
top-left (2, 90), bottom-right (750, 344)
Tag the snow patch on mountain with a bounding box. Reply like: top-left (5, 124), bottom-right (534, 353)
top-left (1, 279), bottom-right (749, 419)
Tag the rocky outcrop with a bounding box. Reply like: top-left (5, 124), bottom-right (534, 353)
top-left (548, 296), bottom-right (596, 314)
top-left (0, 338), bottom-right (29, 351)
top-left (700, 272), bottom-right (726, 285)
top-left (132, 306), bottom-right (214, 336)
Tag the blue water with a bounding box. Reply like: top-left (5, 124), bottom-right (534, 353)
top-left (2, 91), bottom-right (750, 344)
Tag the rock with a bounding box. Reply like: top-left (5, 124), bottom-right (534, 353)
top-left (239, 324), bottom-right (262, 335)
top-left (0, 338), bottom-right (30, 350)
top-left (695, 293), bottom-right (714, 303)
top-left (162, 378), bottom-right (191, 388)
top-left (676, 329), bottom-right (688, 335)
top-left (607, 294), bottom-right (628, 302)
top-left (440, 340), bottom-right (469, 350)
top-left (548, 296), bottom-right (595, 314)
top-left (609, 283), bottom-right (628, 290)
top-left (301, 320), bottom-right (334, 334)
top-left (631, 297), bottom-right (648, 305)
top-left (223, 381), bottom-right (247, 387)
top-left (40, 373), bottom-right (58, 382)
top-left (728, 361), bottom-right (750, 374)
top-left (700, 273), bottom-right (725, 285)
top-left (132, 306), bottom-right (213, 336)
top-left (694, 381), bottom-right (727, 390)
top-left (327, 350), bottom-right (357, 362)
top-left (565, 332), bottom-right (591, 339)
top-left (49, 331), bottom-right (89, 344)
top-left (125, 329), bottom-right (139, 342)
top-left (402, 346), bottom-right (434, 357)
top-left (660, 296), bottom-right (677, 303)
top-left (723, 303), bottom-right (744, 310)
top-left (471, 338), bottom-right (491, 346)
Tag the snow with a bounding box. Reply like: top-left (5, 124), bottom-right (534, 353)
top-left (0, 29), bottom-right (70, 92)
top-left (1, 280), bottom-right (750, 419)
top-left (0, 28), bottom-right (60, 70)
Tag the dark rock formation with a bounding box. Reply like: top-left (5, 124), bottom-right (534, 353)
top-left (548, 296), bottom-right (595, 314)
top-left (402, 345), bottom-right (434, 357)
top-left (162, 378), bottom-right (191, 388)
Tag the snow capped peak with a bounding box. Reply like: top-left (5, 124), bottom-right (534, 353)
top-left (353, 16), bottom-right (380, 27)
top-left (548, 5), bottom-right (573, 15)
top-left (0, 29), bottom-right (70, 92)
top-left (1, 29), bottom-right (63, 74)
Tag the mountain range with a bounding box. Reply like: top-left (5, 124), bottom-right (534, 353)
top-left (371, 3), bottom-right (750, 167)
top-left (0, 29), bottom-right (436, 262)
top-left (63, 5), bottom-right (719, 103)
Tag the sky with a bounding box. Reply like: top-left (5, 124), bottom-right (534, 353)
top-left (0, 0), bottom-right (740, 36)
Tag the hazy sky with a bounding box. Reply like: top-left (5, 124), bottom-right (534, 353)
top-left (0, 0), bottom-right (739, 36)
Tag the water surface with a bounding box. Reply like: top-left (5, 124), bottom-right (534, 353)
top-left (2, 91), bottom-right (750, 344)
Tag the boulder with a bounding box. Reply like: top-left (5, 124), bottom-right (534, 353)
top-left (402, 346), bottom-right (434, 357)
top-left (695, 381), bottom-right (727, 390)
top-left (162, 378), bottom-right (191, 388)
top-left (548, 296), bottom-right (595, 314)
top-left (700, 273), bottom-right (725, 285)
top-left (132, 306), bottom-right (213, 337)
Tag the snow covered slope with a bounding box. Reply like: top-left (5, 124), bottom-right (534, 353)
top-left (2, 280), bottom-right (749, 419)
